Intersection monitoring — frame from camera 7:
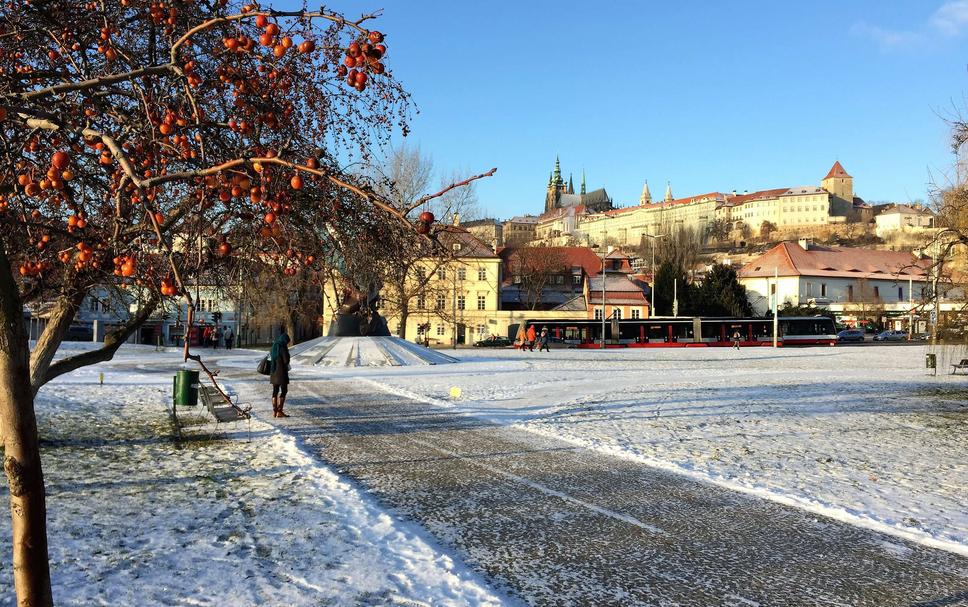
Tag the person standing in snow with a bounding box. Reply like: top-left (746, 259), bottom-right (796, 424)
top-left (515, 324), bottom-right (527, 351)
top-left (538, 327), bottom-right (551, 352)
top-left (224, 327), bottom-right (233, 350)
top-left (526, 324), bottom-right (537, 352)
top-left (732, 330), bottom-right (741, 350)
top-left (269, 332), bottom-right (291, 417)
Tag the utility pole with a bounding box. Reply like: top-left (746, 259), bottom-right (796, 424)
top-left (452, 273), bottom-right (458, 350)
top-left (772, 267), bottom-right (778, 348)
top-left (600, 245), bottom-right (609, 349)
top-left (672, 278), bottom-right (678, 318)
top-left (643, 233), bottom-right (665, 318)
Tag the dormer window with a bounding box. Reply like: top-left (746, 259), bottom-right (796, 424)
top-left (453, 243), bottom-right (462, 251)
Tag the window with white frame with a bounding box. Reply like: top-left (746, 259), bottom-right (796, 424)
top-left (457, 295), bottom-right (466, 310)
top-left (435, 294), bottom-right (445, 310)
top-left (573, 274), bottom-right (582, 285)
top-left (614, 308), bottom-right (622, 320)
top-left (437, 268), bottom-right (446, 280)
top-left (436, 325), bottom-right (445, 336)
top-left (594, 308), bottom-right (603, 320)
top-left (478, 267), bottom-right (487, 281)
top-left (457, 267), bottom-right (466, 281)
top-left (416, 295), bottom-right (425, 309)
top-left (631, 309), bottom-right (640, 319)
top-left (477, 295), bottom-right (486, 310)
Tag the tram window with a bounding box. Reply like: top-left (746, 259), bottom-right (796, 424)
top-left (700, 323), bottom-right (721, 339)
top-left (671, 324), bottom-right (692, 341)
top-left (647, 325), bottom-right (665, 341)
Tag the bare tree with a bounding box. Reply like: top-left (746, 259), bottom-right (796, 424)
top-left (504, 246), bottom-right (568, 310)
top-left (369, 146), bottom-right (481, 338)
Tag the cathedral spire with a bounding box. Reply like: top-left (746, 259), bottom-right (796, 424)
top-left (640, 180), bottom-right (652, 206)
top-left (567, 173), bottom-right (574, 195)
top-left (664, 181), bottom-right (673, 202)
top-left (553, 155), bottom-right (562, 186)
top-left (547, 172), bottom-right (552, 188)
top-left (580, 169), bottom-right (586, 195)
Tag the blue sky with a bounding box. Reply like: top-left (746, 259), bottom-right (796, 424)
top-left (281, 1), bottom-right (968, 218)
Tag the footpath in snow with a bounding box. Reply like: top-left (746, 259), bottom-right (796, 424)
top-left (287, 343), bottom-right (968, 557)
top-left (0, 344), bottom-right (505, 606)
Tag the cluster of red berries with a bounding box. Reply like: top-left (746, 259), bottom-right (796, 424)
top-left (160, 278), bottom-right (178, 296)
top-left (337, 31), bottom-right (386, 92)
top-left (416, 210), bottom-right (434, 235)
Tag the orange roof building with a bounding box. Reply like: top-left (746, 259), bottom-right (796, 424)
top-left (738, 240), bottom-right (931, 316)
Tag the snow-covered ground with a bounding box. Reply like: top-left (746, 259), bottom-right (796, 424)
top-left (0, 344), bottom-right (506, 606)
top-left (287, 343), bottom-right (968, 558)
top-left (2, 341), bottom-right (966, 604)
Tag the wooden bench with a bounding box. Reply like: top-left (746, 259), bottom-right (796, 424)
top-left (951, 359), bottom-right (968, 374)
top-left (199, 385), bottom-right (251, 425)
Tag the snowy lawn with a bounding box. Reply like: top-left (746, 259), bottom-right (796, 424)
top-left (292, 343), bottom-right (968, 557)
top-left (0, 344), bottom-right (505, 606)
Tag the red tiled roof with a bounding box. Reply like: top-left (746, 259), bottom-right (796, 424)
top-left (725, 188), bottom-right (789, 206)
top-left (738, 242), bottom-right (930, 280)
top-left (659, 191), bottom-right (726, 208)
top-left (435, 225), bottom-right (498, 258)
top-left (499, 246), bottom-right (622, 280)
top-left (824, 161), bottom-right (851, 180)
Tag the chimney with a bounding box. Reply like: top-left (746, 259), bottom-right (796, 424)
top-left (731, 189), bottom-right (737, 196)
top-left (453, 212), bottom-right (460, 226)
top-left (798, 238), bottom-right (812, 250)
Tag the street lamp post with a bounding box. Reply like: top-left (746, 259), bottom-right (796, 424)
top-left (642, 233), bottom-right (665, 317)
top-left (591, 239), bottom-right (612, 349)
top-left (601, 247), bottom-right (607, 349)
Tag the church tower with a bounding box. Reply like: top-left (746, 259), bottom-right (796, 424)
top-left (544, 156), bottom-right (568, 212)
top-left (821, 161), bottom-right (853, 201)
top-left (664, 181), bottom-right (674, 203)
top-left (639, 181), bottom-right (652, 206)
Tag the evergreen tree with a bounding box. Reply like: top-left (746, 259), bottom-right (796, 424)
top-left (653, 260), bottom-right (697, 316)
top-left (696, 264), bottom-right (753, 317)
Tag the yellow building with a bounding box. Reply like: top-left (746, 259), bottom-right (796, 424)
top-left (380, 225), bottom-right (505, 346)
top-left (717, 186), bottom-right (836, 234)
top-left (578, 189), bottom-right (721, 247)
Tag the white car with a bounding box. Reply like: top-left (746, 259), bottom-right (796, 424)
top-left (873, 330), bottom-right (908, 342)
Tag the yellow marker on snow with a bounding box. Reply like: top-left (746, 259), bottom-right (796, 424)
top-left (449, 386), bottom-right (462, 399)
top-left (98, 372), bottom-right (104, 386)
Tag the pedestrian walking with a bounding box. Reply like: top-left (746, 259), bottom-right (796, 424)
top-left (526, 325), bottom-right (536, 352)
top-left (515, 324), bottom-right (527, 352)
top-left (213, 327), bottom-right (222, 350)
top-left (224, 327), bottom-right (233, 350)
top-left (269, 331), bottom-right (292, 417)
top-left (539, 327), bottom-right (551, 352)
top-left (732, 330), bottom-right (741, 350)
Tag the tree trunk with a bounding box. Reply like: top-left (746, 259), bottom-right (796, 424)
top-left (284, 313), bottom-right (296, 343)
top-left (28, 290), bottom-right (85, 396)
top-left (0, 241), bottom-right (54, 607)
top-left (398, 304), bottom-right (409, 339)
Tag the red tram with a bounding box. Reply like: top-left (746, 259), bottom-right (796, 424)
top-left (514, 316), bottom-right (837, 348)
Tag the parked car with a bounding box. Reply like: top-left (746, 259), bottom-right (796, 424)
top-left (474, 335), bottom-right (512, 348)
top-left (873, 330), bottom-right (908, 342)
top-left (836, 329), bottom-right (865, 342)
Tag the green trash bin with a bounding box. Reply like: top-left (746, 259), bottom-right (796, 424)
top-left (926, 353), bottom-right (937, 370)
top-left (173, 369), bottom-right (199, 407)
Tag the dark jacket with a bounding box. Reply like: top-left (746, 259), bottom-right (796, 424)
top-left (270, 342), bottom-right (290, 385)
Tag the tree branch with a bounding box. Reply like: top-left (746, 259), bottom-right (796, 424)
top-left (406, 168), bottom-right (497, 213)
